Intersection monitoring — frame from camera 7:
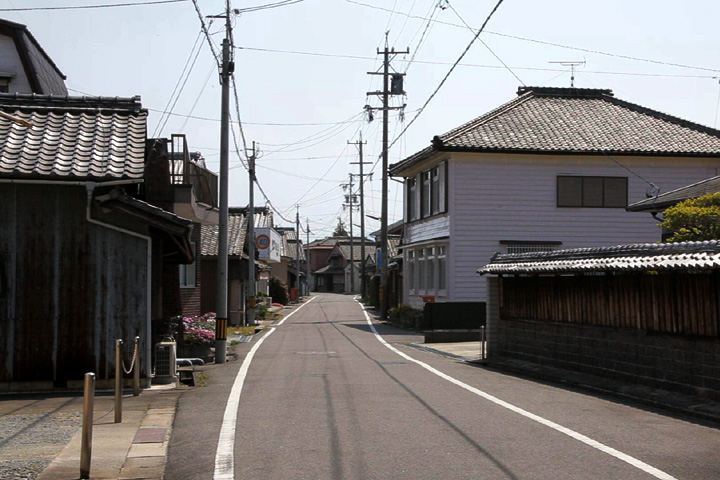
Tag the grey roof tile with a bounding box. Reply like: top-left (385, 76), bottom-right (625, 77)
top-left (0, 94), bottom-right (146, 180)
top-left (391, 87), bottom-right (720, 174)
top-left (479, 240), bottom-right (720, 274)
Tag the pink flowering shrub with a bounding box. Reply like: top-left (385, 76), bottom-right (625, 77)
top-left (183, 312), bottom-right (216, 345)
top-left (271, 303), bottom-right (283, 307)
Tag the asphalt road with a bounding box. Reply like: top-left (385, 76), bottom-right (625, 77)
top-left (166, 293), bottom-right (720, 480)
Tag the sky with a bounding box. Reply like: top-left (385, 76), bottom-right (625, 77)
top-left (5, 0), bottom-right (720, 240)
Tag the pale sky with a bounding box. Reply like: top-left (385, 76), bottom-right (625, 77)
top-left (5, 0), bottom-right (720, 239)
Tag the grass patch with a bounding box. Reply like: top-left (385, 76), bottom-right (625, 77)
top-left (197, 373), bottom-right (208, 387)
top-left (228, 326), bottom-right (258, 336)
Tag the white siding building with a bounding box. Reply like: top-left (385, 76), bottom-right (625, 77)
top-left (390, 87), bottom-right (720, 308)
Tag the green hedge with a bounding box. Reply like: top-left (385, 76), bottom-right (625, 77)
top-left (387, 304), bottom-right (424, 331)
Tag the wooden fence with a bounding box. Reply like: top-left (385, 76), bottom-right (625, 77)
top-left (500, 272), bottom-right (720, 337)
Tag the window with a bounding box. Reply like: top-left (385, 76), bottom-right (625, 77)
top-left (422, 171), bottom-right (431, 217)
top-left (426, 247), bottom-right (435, 292)
top-left (417, 248), bottom-right (425, 290)
top-left (501, 241), bottom-right (561, 254)
top-left (431, 167), bottom-right (440, 214)
top-left (407, 250), bottom-right (415, 290)
top-left (408, 177), bottom-right (418, 221)
top-left (0, 78), bottom-right (9, 93)
top-left (438, 246), bottom-right (446, 290)
top-left (179, 242), bottom-right (197, 287)
top-left (557, 176), bottom-right (627, 208)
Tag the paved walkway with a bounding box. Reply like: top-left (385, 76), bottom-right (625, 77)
top-left (1, 386), bottom-right (180, 480)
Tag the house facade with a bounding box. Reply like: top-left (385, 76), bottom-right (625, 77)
top-left (0, 94), bottom-right (194, 390)
top-left (390, 87), bottom-right (720, 309)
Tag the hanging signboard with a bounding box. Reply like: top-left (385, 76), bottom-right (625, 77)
top-left (255, 228), bottom-right (281, 263)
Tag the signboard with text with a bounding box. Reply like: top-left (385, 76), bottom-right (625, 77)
top-left (255, 228), bottom-right (282, 263)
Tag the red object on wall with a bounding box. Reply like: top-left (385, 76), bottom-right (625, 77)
top-left (422, 296), bottom-right (436, 303)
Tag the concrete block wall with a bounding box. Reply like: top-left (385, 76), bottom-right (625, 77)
top-left (492, 318), bottom-right (720, 399)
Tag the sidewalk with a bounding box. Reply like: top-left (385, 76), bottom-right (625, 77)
top-left (0, 386), bottom-right (181, 480)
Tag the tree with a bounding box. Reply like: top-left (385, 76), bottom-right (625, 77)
top-left (333, 217), bottom-right (349, 237)
top-left (660, 192), bottom-right (720, 242)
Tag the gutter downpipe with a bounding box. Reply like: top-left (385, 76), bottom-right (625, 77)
top-left (85, 182), bottom-right (152, 388)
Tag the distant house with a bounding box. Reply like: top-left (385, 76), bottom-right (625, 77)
top-left (201, 207), bottom-right (272, 325)
top-left (390, 86), bottom-right (720, 309)
top-left (273, 227), bottom-right (305, 298)
top-left (310, 236), bottom-right (368, 293)
top-left (0, 18), bottom-right (67, 95)
top-left (0, 94), bottom-right (193, 390)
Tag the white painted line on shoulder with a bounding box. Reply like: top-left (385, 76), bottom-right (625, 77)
top-left (354, 298), bottom-right (677, 480)
top-left (277, 295), bottom-right (318, 325)
top-left (214, 296), bottom-right (318, 480)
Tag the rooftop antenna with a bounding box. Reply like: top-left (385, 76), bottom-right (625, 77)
top-left (549, 60), bottom-right (586, 87)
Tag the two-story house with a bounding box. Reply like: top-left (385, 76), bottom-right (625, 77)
top-left (389, 86), bottom-right (720, 309)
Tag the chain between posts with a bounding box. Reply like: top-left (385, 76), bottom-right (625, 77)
top-left (121, 336), bottom-right (139, 375)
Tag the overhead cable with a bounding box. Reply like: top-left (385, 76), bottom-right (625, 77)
top-left (0, 0), bottom-right (186, 11)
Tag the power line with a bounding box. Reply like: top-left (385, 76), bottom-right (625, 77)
top-left (236, 46), bottom-right (717, 79)
top-left (446, 1), bottom-right (524, 86)
top-left (190, 0), bottom-right (220, 64)
top-left (389, 0), bottom-right (507, 150)
top-left (345, 0), bottom-right (720, 74)
top-left (0, 0), bottom-right (186, 11)
top-left (237, 0), bottom-right (305, 13)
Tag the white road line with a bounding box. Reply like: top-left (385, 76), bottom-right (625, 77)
top-left (355, 299), bottom-right (677, 480)
top-left (214, 297), bottom-right (317, 480)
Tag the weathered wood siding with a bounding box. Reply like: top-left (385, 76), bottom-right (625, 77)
top-left (449, 153), bottom-right (720, 302)
top-left (0, 184), bottom-right (148, 389)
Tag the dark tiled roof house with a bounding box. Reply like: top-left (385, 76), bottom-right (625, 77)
top-left (390, 86), bottom-right (720, 308)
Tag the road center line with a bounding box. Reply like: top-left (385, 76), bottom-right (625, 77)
top-left (355, 298), bottom-right (677, 480)
top-left (214, 296), bottom-right (317, 480)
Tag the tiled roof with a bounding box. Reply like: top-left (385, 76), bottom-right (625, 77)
top-left (200, 211), bottom-right (247, 257)
top-left (388, 235), bottom-right (401, 258)
top-left (0, 19), bottom-right (67, 95)
top-left (627, 175), bottom-right (720, 212)
top-left (337, 243), bottom-right (377, 261)
top-left (277, 228), bottom-right (305, 261)
top-left (478, 241), bottom-right (720, 275)
top-left (0, 94), bottom-right (146, 181)
top-left (391, 87), bottom-right (720, 174)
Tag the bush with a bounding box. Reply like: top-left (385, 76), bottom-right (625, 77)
top-left (269, 277), bottom-right (289, 305)
top-left (661, 192), bottom-right (720, 242)
top-left (387, 304), bottom-right (423, 331)
top-left (368, 275), bottom-right (380, 309)
top-left (182, 313), bottom-right (216, 345)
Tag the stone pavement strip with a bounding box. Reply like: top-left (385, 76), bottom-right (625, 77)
top-left (35, 387), bottom-right (181, 480)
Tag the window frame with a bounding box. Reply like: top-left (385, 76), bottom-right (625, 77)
top-left (557, 175), bottom-right (628, 208)
top-left (406, 161), bottom-right (448, 223)
top-left (179, 242), bottom-right (197, 288)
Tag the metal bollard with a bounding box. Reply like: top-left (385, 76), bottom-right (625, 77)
top-left (115, 339), bottom-right (122, 423)
top-left (480, 326), bottom-right (486, 360)
top-left (133, 336), bottom-right (140, 396)
top-left (80, 372), bottom-right (95, 479)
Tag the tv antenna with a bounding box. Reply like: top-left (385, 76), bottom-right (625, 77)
top-left (549, 60), bottom-right (586, 87)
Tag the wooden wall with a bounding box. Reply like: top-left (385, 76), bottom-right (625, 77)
top-left (0, 184), bottom-right (148, 389)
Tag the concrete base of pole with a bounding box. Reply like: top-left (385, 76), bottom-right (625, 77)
top-left (215, 339), bottom-right (227, 363)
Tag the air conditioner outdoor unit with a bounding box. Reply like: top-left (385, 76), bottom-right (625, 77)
top-left (154, 341), bottom-right (177, 383)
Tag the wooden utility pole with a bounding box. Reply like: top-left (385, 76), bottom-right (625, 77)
top-left (341, 175), bottom-right (358, 294)
top-left (367, 39), bottom-right (408, 318)
top-left (306, 218), bottom-right (311, 293)
top-left (247, 142), bottom-right (257, 326)
top-left (214, 4), bottom-right (233, 363)
top-left (296, 206), bottom-right (301, 298)
top-left (349, 132), bottom-right (370, 298)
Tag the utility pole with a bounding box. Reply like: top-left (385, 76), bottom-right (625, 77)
top-left (214, 4), bottom-right (233, 363)
top-left (247, 142), bottom-right (257, 326)
top-left (342, 175), bottom-right (359, 293)
top-left (296, 206), bottom-right (301, 298)
top-left (349, 132), bottom-right (370, 298)
top-left (306, 218), bottom-right (311, 294)
top-left (366, 37), bottom-right (408, 318)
